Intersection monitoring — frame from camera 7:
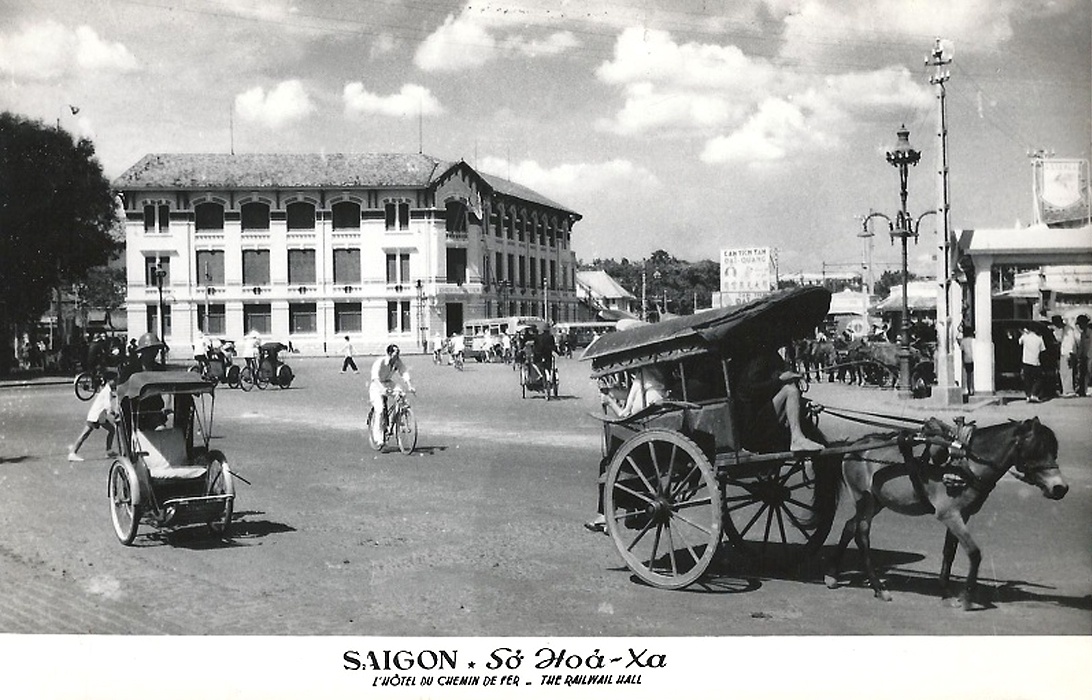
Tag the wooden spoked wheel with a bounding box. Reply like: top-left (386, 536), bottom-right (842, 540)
top-left (722, 456), bottom-right (835, 564)
top-left (604, 430), bottom-right (721, 590)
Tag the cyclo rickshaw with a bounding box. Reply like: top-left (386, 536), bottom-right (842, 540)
top-left (242, 341), bottom-right (294, 390)
top-left (517, 328), bottom-right (559, 399)
top-left (107, 371), bottom-right (235, 545)
top-left (189, 339), bottom-right (240, 388)
top-left (583, 286), bottom-right (843, 589)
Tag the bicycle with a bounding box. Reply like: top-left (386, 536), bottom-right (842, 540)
top-left (74, 368), bottom-right (107, 401)
top-left (366, 389), bottom-right (418, 454)
top-left (452, 351), bottom-right (464, 371)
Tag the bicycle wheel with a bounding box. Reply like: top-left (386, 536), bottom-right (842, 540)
top-left (395, 407), bottom-right (418, 455)
top-left (74, 372), bottom-right (96, 401)
top-left (255, 367), bottom-right (270, 390)
top-left (366, 408), bottom-right (384, 451)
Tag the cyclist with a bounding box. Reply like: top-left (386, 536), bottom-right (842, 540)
top-left (532, 326), bottom-right (559, 385)
top-left (449, 332), bottom-right (465, 368)
top-left (369, 344), bottom-right (415, 445)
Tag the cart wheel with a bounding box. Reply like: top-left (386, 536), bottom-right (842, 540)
top-left (395, 407), bottom-right (418, 455)
top-left (108, 460), bottom-right (142, 545)
top-left (255, 367), bottom-right (270, 390)
top-left (226, 365), bottom-right (241, 389)
top-left (604, 430), bottom-right (721, 590)
top-left (206, 451), bottom-right (234, 538)
top-left (277, 364), bottom-right (294, 388)
top-left (239, 367), bottom-right (254, 392)
top-left (74, 372), bottom-right (96, 401)
top-left (366, 408), bottom-right (384, 451)
top-left (722, 455), bottom-right (837, 566)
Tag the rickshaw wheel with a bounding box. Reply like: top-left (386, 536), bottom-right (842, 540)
top-left (74, 372), bottom-right (96, 401)
top-left (604, 430), bottom-right (721, 590)
top-left (722, 455), bottom-right (836, 567)
top-left (238, 367), bottom-right (254, 391)
top-left (366, 409), bottom-right (384, 451)
top-left (277, 364), bottom-right (294, 388)
top-left (108, 460), bottom-right (142, 545)
top-left (205, 451), bottom-right (234, 538)
top-left (395, 407), bottom-right (418, 455)
top-left (255, 368), bottom-right (270, 390)
top-left (226, 365), bottom-right (241, 389)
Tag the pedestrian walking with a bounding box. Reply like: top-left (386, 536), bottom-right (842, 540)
top-left (341, 335), bottom-right (359, 374)
top-left (959, 325), bottom-right (975, 397)
top-left (1053, 315), bottom-right (1077, 398)
top-left (1018, 323), bottom-right (1046, 403)
top-left (68, 372), bottom-right (118, 461)
top-left (1076, 314), bottom-right (1092, 396)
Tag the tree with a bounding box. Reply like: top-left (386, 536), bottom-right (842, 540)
top-left (874, 269), bottom-right (918, 300)
top-left (80, 265), bottom-right (127, 329)
top-left (0, 112), bottom-right (120, 350)
top-left (580, 251), bottom-right (720, 315)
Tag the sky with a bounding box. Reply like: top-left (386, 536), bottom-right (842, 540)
top-left (1, 0), bottom-right (1089, 277)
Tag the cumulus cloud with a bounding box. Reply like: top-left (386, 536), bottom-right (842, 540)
top-left (595, 26), bottom-right (931, 165)
top-left (502, 31), bottom-right (579, 57)
top-left (235, 80), bottom-right (315, 129)
top-left (414, 14), bottom-right (497, 72)
top-left (414, 4), bottom-right (583, 72)
top-left (770, 0), bottom-right (1018, 60)
top-left (0, 21), bottom-right (137, 81)
top-left (343, 83), bottom-right (443, 118)
top-left (478, 155), bottom-right (659, 200)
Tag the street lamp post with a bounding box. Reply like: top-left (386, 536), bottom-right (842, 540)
top-left (153, 262), bottom-right (167, 361)
top-left (542, 277), bottom-right (548, 322)
top-left (415, 279), bottom-right (428, 353)
top-left (864, 126), bottom-right (935, 399)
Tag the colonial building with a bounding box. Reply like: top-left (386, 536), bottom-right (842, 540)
top-left (114, 154), bottom-right (582, 356)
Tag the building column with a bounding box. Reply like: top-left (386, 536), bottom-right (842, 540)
top-left (972, 253), bottom-right (994, 394)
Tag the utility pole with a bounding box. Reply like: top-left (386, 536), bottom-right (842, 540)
top-left (928, 38), bottom-right (960, 405)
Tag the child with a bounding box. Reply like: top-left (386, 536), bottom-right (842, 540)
top-left (68, 373), bottom-right (118, 461)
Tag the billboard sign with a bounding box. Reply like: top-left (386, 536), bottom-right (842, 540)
top-left (719, 246), bottom-right (777, 306)
top-left (1035, 158), bottom-right (1090, 225)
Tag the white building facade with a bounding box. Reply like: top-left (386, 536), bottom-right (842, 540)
top-left (115, 154), bottom-right (582, 356)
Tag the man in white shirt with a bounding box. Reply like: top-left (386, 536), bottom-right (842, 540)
top-left (369, 344), bottom-right (415, 444)
top-left (341, 335), bottom-right (359, 374)
top-left (1018, 324), bottom-right (1046, 403)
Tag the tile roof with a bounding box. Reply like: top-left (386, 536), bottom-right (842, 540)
top-left (114, 153), bottom-right (580, 217)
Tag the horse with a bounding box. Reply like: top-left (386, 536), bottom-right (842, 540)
top-left (822, 418), bottom-right (1068, 610)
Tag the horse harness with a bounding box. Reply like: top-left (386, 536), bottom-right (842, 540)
top-left (898, 417), bottom-right (1039, 503)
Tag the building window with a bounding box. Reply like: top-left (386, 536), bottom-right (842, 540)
top-left (143, 204), bottom-right (169, 233)
top-left (195, 250), bottom-right (225, 285)
top-left (334, 302), bottom-right (362, 333)
top-left (491, 210), bottom-right (501, 237)
top-left (495, 252), bottom-right (504, 283)
top-left (518, 255), bottom-right (526, 287)
top-left (333, 248), bottom-right (360, 285)
top-left (243, 303), bottom-right (272, 335)
top-left (446, 248), bottom-right (467, 284)
top-left (242, 249), bottom-right (270, 286)
top-left (288, 249), bottom-right (316, 285)
top-left (387, 301), bottom-right (411, 333)
top-left (507, 254), bottom-right (515, 284)
top-left (144, 255), bottom-right (170, 286)
top-left (197, 303), bottom-right (226, 335)
top-left (286, 202), bottom-right (315, 230)
top-left (146, 304), bottom-right (172, 337)
top-left (445, 200), bottom-right (468, 233)
top-left (529, 258), bottom-right (537, 288)
top-left (549, 260), bottom-right (557, 290)
top-left (332, 201), bottom-right (361, 230)
top-left (241, 202), bottom-right (270, 231)
top-left (195, 202), bottom-right (224, 231)
top-left (384, 201), bottom-right (410, 231)
top-left (289, 303), bottom-right (317, 334)
top-left (386, 252), bottom-right (411, 284)
top-left (505, 210), bottom-right (514, 240)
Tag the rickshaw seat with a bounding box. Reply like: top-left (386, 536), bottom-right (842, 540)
top-left (136, 428), bottom-right (206, 480)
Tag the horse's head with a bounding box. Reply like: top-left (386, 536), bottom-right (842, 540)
top-left (1012, 418), bottom-right (1068, 500)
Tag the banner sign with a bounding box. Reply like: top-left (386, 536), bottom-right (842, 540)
top-left (1035, 158), bottom-right (1090, 225)
top-left (719, 246), bottom-right (777, 306)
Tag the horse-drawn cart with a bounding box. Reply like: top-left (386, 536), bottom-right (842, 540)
top-left (584, 286), bottom-right (845, 589)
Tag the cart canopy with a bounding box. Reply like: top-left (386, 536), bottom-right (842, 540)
top-left (118, 371), bottom-right (215, 401)
top-left (583, 287), bottom-right (831, 377)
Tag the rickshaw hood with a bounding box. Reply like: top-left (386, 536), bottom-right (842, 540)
top-left (118, 371), bottom-right (216, 401)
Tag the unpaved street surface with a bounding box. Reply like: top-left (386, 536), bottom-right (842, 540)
top-left (1, 356), bottom-right (1089, 636)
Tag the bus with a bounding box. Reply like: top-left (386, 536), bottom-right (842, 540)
top-left (461, 316), bottom-right (548, 361)
top-left (552, 321), bottom-right (618, 350)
